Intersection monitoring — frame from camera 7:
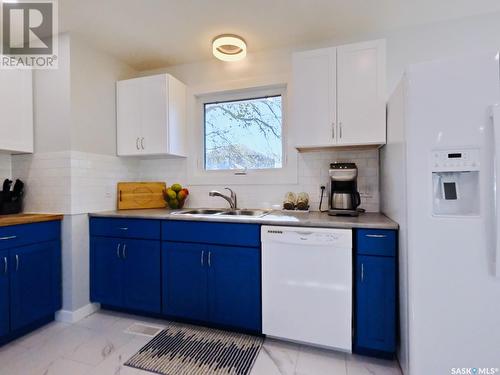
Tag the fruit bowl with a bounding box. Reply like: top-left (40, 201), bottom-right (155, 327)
top-left (163, 183), bottom-right (189, 209)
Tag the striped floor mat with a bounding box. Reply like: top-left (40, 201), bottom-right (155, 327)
top-left (125, 322), bottom-right (264, 375)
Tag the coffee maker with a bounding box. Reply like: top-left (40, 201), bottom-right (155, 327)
top-left (328, 162), bottom-right (362, 216)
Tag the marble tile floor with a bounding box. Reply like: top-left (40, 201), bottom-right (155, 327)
top-left (0, 311), bottom-right (402, 375)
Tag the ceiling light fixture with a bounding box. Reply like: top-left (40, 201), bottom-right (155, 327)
top-left (212, 34), bottom-right (247, 62)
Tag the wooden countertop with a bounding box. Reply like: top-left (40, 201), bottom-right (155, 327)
top-left (0, 213), bottom-right (64, 227)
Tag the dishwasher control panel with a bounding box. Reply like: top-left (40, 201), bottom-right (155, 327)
top-left (261, 226), bottom-right (352, 247)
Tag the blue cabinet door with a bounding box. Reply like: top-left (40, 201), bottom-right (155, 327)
top-left (10, 242), bottom-right (56, 331)
top-left (123, 239), bottom-right (161, 314)
top-left (90, 237), bottom-right (123, 307)
top-left (356, 255), bottom-right (396, 353)
top-left (0, 249), bottom-right (9, 337)
top-left (162, 242), bottom-right (208, 322)
top-left (208, 245), bottom-right (261, 332)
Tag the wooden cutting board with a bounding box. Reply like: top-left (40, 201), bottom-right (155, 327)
top-left (117, 182), bottom-right (167, 210)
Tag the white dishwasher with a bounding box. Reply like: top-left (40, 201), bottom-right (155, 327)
top-left (261, 226), bottom-right (352, 351)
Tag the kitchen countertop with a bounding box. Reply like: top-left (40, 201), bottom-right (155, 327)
top-left (0, 213), bottom-right (64, 227)
top-left (90, 209), bottom-right (398, 230)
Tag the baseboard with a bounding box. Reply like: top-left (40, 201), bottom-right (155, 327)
top-left (55, 303), bottom-right (100, 323)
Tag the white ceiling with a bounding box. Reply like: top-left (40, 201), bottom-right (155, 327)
top-left (60, 0), bottom-right (500, 70)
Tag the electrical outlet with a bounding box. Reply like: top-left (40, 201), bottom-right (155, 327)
top-left (105, 185), bottom-right (112, 199)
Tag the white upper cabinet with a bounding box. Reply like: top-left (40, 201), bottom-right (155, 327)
top-left (292, 48), bottom-right (336, 147)
top-left (292, 39), bottom-right (386, 149)
top-left (117, 73), bottom-right (187, 157)
top-left (0, 69), bottom-right (33, 153)
top-left (117, 77), bottom-right (142, 156)
top-left (337, 40), bottom-right (386, 145)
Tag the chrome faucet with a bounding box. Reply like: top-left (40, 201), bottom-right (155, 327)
top-left (209, 188), bottom-right (237, 209)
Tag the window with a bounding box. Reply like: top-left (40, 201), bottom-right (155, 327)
top-left (204, 95), bottom-right (283, 171)
top-left (188, 84), bottom-right (297, 186)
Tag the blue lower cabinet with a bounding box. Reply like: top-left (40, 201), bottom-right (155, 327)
top-left (10, 241), bottom-right (58, 331)
top-left (122, 239), bottom-right (161, 313)
top-left (162, 241), bottom-right (262, 333)
top-left (0, 249), bottom-right (9, 337)
top-left (0, 221), bottom-right (62, 346)
top-left (90, 237), bottom-right (123, 307)
top-left (162, 242), bottom-right (208, 321)
top-left (355, 255), bottom-right (396, 355)
top-left (208, 245), bottom-right (261, 332)
top-left (90, 236), bottom-right (161, 314)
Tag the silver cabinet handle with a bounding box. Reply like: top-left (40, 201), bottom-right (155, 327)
top-left (119, 227), bottom-right (128, 231)
top-left (136, 137), bottom-right (140, 150)
top-left (3, 257), bottom-right (7, 274)
top-left (366, 234), bottom-right (387, 238)
top-left (208, 251), bottom-right (211, 267)
top-left (15, 254), bottom-right (19, 272)
top-left (339, 122), bottom-right (343, 138)
top-left (331, 122), bottom-right (335, 139)
top-left (140, 137), bottom-right (145, 150)
top-left (361, 263), bottom-right (364, 282)
top-left (122, 244), bottom-right (127, 259)
top-left (201, 250), bottom-right (204, 267)
top-left (116, 243), bottom-right (121, 258)
top-left (0, 235), bottom-right (16, 241)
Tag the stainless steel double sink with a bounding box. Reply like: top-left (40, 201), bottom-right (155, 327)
top-left (171, 208), bottom-right (270, 218)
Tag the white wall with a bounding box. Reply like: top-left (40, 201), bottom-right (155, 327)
top-left (14, 35), bottom-right (138, 215)
top-left (33, 34), bottom-right (72, 153)
top-left (283, 10), bottom-right (500, 95)
top-left (133, 11), bottom-right (500, 213)
top-left (71, 36), bottom-right (136, 156)
top-left (384, 10), bottom-right (500, 94)
top-left (12, 34), bottom-right (138, 316)
top-left (139, 44), bottom-right (380, 211)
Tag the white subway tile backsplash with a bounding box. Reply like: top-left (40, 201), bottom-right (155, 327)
top-left (138, 149), bottom-right (380, 212)
top-left (11, 151), bottom-right (140, 215)
top-left (9, 148), bottom-right (380, 213)
top-left (0, 154), bottom-right (11, 179)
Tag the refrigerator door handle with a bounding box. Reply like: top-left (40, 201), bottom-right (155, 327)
top-left (490, 105), bottom-right (500, 276)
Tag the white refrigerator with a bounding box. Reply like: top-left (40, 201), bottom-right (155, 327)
top-left (381, 52), bottom-right (500, 375)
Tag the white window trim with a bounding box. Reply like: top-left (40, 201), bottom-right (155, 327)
top-left (187, 84), bottom-right (298, 186)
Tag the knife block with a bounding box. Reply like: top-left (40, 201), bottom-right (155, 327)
top-left (0, 192), bottom-right (23, 215)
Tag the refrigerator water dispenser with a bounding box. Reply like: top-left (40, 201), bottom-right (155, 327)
top-left (431, 149), bottom-right (480, 216)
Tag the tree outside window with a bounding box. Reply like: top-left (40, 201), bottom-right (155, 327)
top-left (204, 95), bottom-right (283, 171)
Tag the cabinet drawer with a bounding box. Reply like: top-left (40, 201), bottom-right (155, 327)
top-left (0, 221), bottom-right (60, 250)
top-left (163, 221), bottom-right (260, 248)
top-left (90, 218), bottom-right (160, 240)
top-left (356, 229), bottom-right (396, 257)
